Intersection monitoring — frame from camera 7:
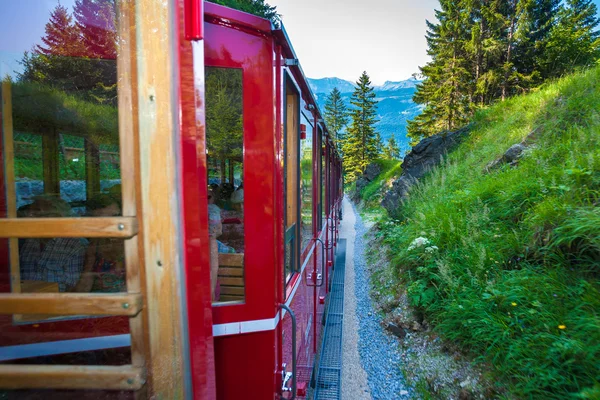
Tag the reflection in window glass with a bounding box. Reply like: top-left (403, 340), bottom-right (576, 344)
top-left (321, 135), bottom-right (326, 224)
top-left (1, 0), bottom-right (121, 218)
top-left (205, 67), bottom-right (245, 304)
top-left (0, 0), bottom-right (130, 370)
top-left (284, 81), bottom-right (300, 285)
top-left (300, 122), bottom-right (313, 250)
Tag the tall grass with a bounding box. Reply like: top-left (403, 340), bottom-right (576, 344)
top-left (379, 67), bottom-right (600, 398)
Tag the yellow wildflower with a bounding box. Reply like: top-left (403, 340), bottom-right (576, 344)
top-left (511, 302), bottom-right (517, 306)
top-left (558, 325), bottom-right (566, 330)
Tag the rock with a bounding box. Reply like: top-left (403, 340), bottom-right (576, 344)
top-left (458, 388), bottom-right (474, 400)
top-left (382, 126), bottom-right (470, 217)
top-left (485, 127), bottom-right (541, 173)
top-left (350, 162), bottom-right (382, 201)
top-left (386, 322), bottom-right (407, 339)
top-left (411, 321), bottom-right (423, 332)
top-left (363, 162), bottom-right (382, 181)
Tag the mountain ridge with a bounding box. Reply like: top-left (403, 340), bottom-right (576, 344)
top-left (308, 77), bottom-right (422, 152)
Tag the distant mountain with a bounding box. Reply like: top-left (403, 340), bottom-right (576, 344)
top-left (308, 77), bottom-right (356, 96)
top-left (307, 77), bottom-right (423, 152)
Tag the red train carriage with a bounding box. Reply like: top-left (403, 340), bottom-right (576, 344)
top-left (0, 1), bottom-right (343, 399)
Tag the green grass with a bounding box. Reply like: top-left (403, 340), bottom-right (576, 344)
top-left (377, 66), bottom-right (600, 398)
top-left (352, 158), bottom-right (402, 221)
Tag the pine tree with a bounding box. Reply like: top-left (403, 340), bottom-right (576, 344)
top-left (383, 136), bottom-right (400, 160)
top-left (343, 71), bottom-right (380, 182)
top-left (73, 0), bottom-right (117, 59)
top-left (324, 87), bottom-right (349, 155)
top-left (407, 0), bottom-right (473, 144)
top-left (36, 4), bottom-right (83, 57)
top-left (514, 0), bottom-right (561, 80)
top-left (19, 2), bottom-right (118, 104)
top-left (543, 0), bottom-right (600, 77)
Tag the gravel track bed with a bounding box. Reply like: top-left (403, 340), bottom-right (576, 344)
top-left (351, 202), bottom-right (413, 399)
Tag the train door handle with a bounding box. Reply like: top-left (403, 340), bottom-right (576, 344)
top-left (279, 304), bottom-right (297, 400)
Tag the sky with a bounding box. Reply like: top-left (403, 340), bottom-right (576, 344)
top-left (272, 0), bottom-right (441, 85)
top-left (2, 0), bottom-right (599, 84)
top-left (272, 0), bottom-right (600, 86)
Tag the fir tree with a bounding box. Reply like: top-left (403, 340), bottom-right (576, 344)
top-left (19, 1), bottom-right (118, 104)
top-left (383, 136), bottom-right (400, 160)
top-left (343, 71), bottom-right (380, 182)
top-left (324, 87), bottom-right (349, 155)
top-left (543, 0), bottom-right (600, 77)
top-left (73, 0), bottom-right (117, 59)
top-left (514, 0), bottom-right (561, 80)
top-left (407, 0), bottom-right (473, 144)
top-left (36, 4), bottom-right (83, 57)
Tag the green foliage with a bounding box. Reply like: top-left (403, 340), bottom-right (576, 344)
top-left (408, 0), bottom-right (600, 144)
top-left (343, 71), bottom-right (381, 182)
top-left (357, 159), bottom-right (402, 212)
top-left (324, 87), bottom-right (349, 155)
top-left (205, 68), bottom-right (243, 182)
top-left (208, 0), bottom-right (280, 25)
top-left (379, 67), bottom-right (600, 397)
top-left (19, 0), bottom-right (118, 105)
top-left (542, 0), bottom-right (600, 78)
top-left (10, 81), bottom-right (118, 144)
top-left (382, 136), bottom-right (401, 160)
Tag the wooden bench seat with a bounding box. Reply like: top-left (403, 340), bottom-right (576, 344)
top-left (217, 253), bottom-right (244, 302)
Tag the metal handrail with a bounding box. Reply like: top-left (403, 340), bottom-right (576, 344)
top-left (279, 304), bottom-right (297, 400)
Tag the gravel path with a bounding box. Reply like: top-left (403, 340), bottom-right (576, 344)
top-left (344, 198), bottom-right (413, 400)
top-left (341, 197), bottom-right (371, 400)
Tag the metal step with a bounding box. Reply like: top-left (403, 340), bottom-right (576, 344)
top-left (314, 239), bottom-right (347, 400)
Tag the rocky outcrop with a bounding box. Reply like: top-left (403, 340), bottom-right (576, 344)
top-left (382, 126), bottom-right (470, 217)
top-left (484, 127), bottom-right (540, 172)
top-left (350, 162), bottom-right (382, 200)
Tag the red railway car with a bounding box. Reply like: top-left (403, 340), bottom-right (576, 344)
top-left (0, 1), bottom-right (343, 399)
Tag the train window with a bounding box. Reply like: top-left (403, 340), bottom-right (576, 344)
top-left (284, 78), bottom-right (300, 284)
top-left (1, 0), bottom-right (126, 316)
top-left (321, 133), bottom-right (327, 225)
top-left (300, 119), bottom-right (313, 251)
top-left (0, 0), bottom-right (138, 377)
top-left (204, 67), bottom-right (245, 304)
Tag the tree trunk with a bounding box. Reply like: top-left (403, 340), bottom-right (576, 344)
top-left (220, 159), bottom-right (226, 183)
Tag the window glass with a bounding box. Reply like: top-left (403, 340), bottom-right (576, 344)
top-left (205, 67), bottom-right (245, 304)
top-left (321, 135), bottom-right (326, 223)
top-left (284, 80), bottom-right (300, 285)
top-left (1, 1), bottom-right (122, 219)
top-left (300, 118), bottom-right (313, 251)
top-left (0, 0), bottom-right (131, 375)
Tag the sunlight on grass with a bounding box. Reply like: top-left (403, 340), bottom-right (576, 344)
top-left (374, 66), bottom-right (600, 398)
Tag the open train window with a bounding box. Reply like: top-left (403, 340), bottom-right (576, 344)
top-left (284, 74), bottom-right (300, 285)
top-left (204, 67), bottom-right (245, 305)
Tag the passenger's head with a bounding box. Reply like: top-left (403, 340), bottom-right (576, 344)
top-left (87, 193), bottom-right (121, 217)
top-left (26, 196), bottom-right (73, 218)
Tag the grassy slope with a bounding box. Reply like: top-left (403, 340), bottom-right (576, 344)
top-left (378, 67), bottom-right (600, 398)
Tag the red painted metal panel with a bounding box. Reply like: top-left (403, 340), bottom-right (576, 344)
top-left (184, 0), bottom-right (204, 40)
top-left (214, 331), bottom-right (276, 399)
top-left (204, 2), bottom-right (272, 34)
top-left (177, 0), bottom-right (217, 396)
top-left (204, 17), bottom-right (276, 325)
